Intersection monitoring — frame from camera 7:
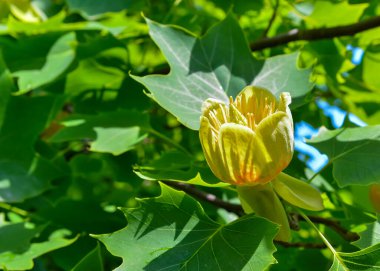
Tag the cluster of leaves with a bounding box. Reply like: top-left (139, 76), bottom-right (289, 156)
top-left (0, 0), bottom-right (379, 270)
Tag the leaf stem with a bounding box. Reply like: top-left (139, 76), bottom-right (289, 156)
top-left (0, 202), bottom-right (29, 217)
top-left (145, 128), bottom-right (192, 156)
top-left (297, 208), bottom-right (337, 254)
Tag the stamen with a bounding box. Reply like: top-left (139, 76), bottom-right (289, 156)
top-left (209, 110), bottom-right (221, 129)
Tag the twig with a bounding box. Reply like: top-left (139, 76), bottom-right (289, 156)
top-left (162, 181), bottom-right (244, 215)
top-left (275, 240), bottom-right (326, 249)
top-left (164, 181), bottom-right (359, 243)
top-left (298, 214), bottom-right (360, 242)
top-left (250, 16), bottom-right (380, 51)
top-left (262, 0), bottom-right (280, 38)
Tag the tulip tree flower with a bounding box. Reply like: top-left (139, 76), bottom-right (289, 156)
top-left (199, 86), bottom-right (324, 242)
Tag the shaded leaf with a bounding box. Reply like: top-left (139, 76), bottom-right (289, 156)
top-left (72, 243), bottom-right (104, 271)
top-left (96, 183), bottom-right (278, 271)
top-left (134, 150), bottom-right (229, 187)
top-left (13, 32), bottom-right (76, 94)
top-left (0, 95), bottom-right (68, 202)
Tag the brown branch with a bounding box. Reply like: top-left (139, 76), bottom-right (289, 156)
top-left (164, 181), bottom-right (360, 244)
top-left (275, 240), bottom-right (326, 249)
top-left (298, 214), bottom-right (360, 242)
top-left (250, 16), bottom-right (380, 51)
top-left (162, 181), bottom-right (244, 215)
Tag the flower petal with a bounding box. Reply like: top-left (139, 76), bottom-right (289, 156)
top-left (218, 123), bottom-right (272, 185)
top-left (273, 172), bottom-right (324, 211)
top-left (278, 92), bottom-right (293, 126)
top-left (256, 111), bottom-right (294, 173)
top-left (199, 116), bottom-right (229, 181)
top-left (237, 184), bottom-right (291, 242)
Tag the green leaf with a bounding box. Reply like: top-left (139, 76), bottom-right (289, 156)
top-left (96, 183), bottom-right (278, 271)
top-left (0, 222), bottom-right (43, 254)
top-left (66, 0), bottom-right (138, 17)
top-left (134, 150), bottom-right (229, 187)
top-left (71, 243), bottom-right (104, 271)
top-left (272, 173), bottom-right (324, 211)
top-left (352, 219), bottom-right (380, 249)
top-left (0, 229), bottom-right (77, 270)
top-left (49, 110), bottom-right (149, 143)
top-left (0, 95), bottom-right (68, 202)
top-left (332, 243), bottom-right (380, 271)
top-left (13, 32), bottom-right (76, 94)
top-left (0, 51), bottom-right (14, 128)
top-left (90, 127), bottom-right (147, 155)
top-left (132, 15), bottom-right (312, 130)
top-left (308, 125), bottom-right (380, 187)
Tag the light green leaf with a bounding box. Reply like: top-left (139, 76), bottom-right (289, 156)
top-left (13, 32), bottom-right (76, 94)
top-left (49, 110), bottom-right (149, 143)
top-left (273, 172), bottom-right (324, 211)
top-left (0, 229), bottom-right (77, 270)
top-left (352, 219), bottom-right (380, 249)
top-left (90, 127), bottom-right (147, 155)
top-left (331, 243), bottom-right (380, 271)
top-left (132, 15), bottom-right (313, 130)
top-left (96, 183), bottom-right (278, 271)
top-left (251, 53), bottom-right (312, 99)
top-left (237, 184), bottom-right (291, 242)
top-left (308, 125), bottom-right (380, 187)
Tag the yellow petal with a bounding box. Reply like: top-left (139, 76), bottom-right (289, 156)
top-left (278, 92), bottom-right (293, 128)
top-left (199, 116), bottom-right (229, 181)
top-left (273, 172), bottom-right (324, 211)
top-left (218, 123), bottom-right (272, 185)
top-left (237, 184), bottom-right (291, 242)
top-left (256, 111), bottom-right (294, 174)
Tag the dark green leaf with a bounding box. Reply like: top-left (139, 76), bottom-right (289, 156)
top-left (71, 243), bottom-right (104, 271)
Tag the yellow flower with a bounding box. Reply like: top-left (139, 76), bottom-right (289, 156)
top-left (199, 86), bottom-right (293, 185)
top-left (199, 86), bottom-right (324, 242)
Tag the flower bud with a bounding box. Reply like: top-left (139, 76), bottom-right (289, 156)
top-left (199, 86), bottom-right (293, 186)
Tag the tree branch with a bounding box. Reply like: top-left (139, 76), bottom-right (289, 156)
top-left (162, 181), bottom-right (244, 215)
top-left (164, 181), bottom-right (360, 243)
top-left (274, 240), bottom-right (326, 249)
top-left (297, 214), bottom-right (360, 242)
top-left (250, 16), bottom-right (380, 51)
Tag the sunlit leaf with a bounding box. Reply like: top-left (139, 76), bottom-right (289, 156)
top-left (132, 15), bottom-right (313, 129)
top-left (96, 183), bottom-right (278, 271)
top-left (308, 125), bottom-right (380, 187)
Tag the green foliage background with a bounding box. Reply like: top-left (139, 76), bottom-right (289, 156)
top-left (0, 0), bottom-right (379, 270)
